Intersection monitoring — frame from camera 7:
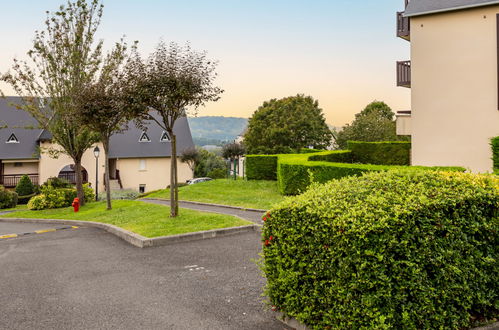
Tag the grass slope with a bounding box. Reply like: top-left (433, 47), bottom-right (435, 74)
top-left (0, 200), bottom-right (251, 238)
top-left (144, 179), bottom-right (284, 210)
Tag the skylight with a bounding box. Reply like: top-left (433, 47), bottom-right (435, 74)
top-left (139, 132), bottom-right (151, 143)
top-left (6, 133), bottom-right (19, 143)
top-left (160, 131), bottom-right (170, 142)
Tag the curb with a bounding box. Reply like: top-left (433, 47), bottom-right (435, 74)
top-left (140, 198), bottom-right (267, 213)
top-left (276, 313), bottom-right (499, 330)
top-left (0, 225), bottom-right (79, 240)
top-left (0, 218), bottom-right (258, 248)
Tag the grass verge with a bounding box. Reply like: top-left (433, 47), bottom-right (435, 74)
top-left (144, 179), bottom-right (284, 210)
top-left (0, 200), bottom-right (251, 238)
top-left (0, 205), bottom-right (28, 212)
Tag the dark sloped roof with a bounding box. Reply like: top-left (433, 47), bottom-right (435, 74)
top-left (0, 97), bottom-right (43, 160)
top-left (0, 97), bottom-right (195, 160)
top-left (405, 0), bottom-right (499, 17)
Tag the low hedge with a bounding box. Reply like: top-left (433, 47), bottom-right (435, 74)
top-left (492, 136), bottom-right (499, 173)
top-left (277, 153), bottom-right (465, 195)
top-left (246, 155), bottom-right (278, 180)
top-left (308, 150), bottom-right (353, 163)
top-left (262, 170), bottom-right (499, 329)
top-left (0, 186), bottom-right (18, 209)
top-left (348, 141), bottom-right (411, 165)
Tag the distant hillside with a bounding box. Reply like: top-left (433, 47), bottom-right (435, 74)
top-left (187, 116), bottom-right (248, 145)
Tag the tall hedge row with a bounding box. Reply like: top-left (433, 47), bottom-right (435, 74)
top-left (262, 170), bottom-right (499, 329)
top-left (348, 141), bottom-right (411, 165)
top-left (308, 150), bottom-right (353, 163)
top-left (245, 155), bottom-right (278, 180)
top-left (492, 136), bottom-right (499, 173)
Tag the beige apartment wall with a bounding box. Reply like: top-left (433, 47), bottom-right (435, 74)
top-left (410, 6), bottom-right (499, 172)
top-left (38, 141), bottom-right (106, 192)
top-left (116, 158), bottom-right (193, 192)
top-left (2, 160), bottom-right (39, 175)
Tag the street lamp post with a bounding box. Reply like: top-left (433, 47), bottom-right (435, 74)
top-left (94, 146), bottom-right (100, 201)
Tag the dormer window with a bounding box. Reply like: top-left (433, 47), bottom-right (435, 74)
top-left (6, 133), bottom-right (19, 144)
top-left (160, 131), bottom-right (170, 142)
top-left (139, 132), bottom-right (151, 143)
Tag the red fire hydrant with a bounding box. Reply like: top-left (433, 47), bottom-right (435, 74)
top-left (72, 198), bottom-right (80, 213)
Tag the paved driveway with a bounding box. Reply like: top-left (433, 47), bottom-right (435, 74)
top-left (0, 223), bottom-right (289, 330)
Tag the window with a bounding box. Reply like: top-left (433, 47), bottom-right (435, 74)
top-left (139, 159), bottom-right (147, 171)
top-left (6, 133), bottom-right (19, 143)
top-left (139, 184), bottom-right (146, 194)
top-left (14, 162), bottom-right (23, 168)
top-left (139, 132), bottom-right (151, 143)
top-left (160, 131), bottom-right (170, 142)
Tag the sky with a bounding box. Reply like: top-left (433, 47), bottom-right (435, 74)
top-left (0, 0), bottom-right (410, 126)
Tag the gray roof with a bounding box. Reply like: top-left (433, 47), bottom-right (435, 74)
top-left (0, 97), bottom-right (43, 160)
top-left (405, 0), bottom-right (499, 17)
top-left (0, 97), bottom-right (194, 160)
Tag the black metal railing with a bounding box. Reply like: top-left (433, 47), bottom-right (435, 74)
top-left (1, 174), bottom-right (39, 188)
top-left (397, 60), bottom-right (411, 88)
top-left (58, 171), bottom-right (88, 185)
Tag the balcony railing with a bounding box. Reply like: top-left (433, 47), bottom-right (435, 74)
top-left (397, 11), bottom-right (410, 40)
top-left (58, 171), bottom-right (88, 185)
top-left (397, 60), bottom-right (411, 88)
top-left (0, 174), bottom-right (39, 188)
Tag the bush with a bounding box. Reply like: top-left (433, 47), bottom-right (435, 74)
top-left (262, 170), bottom-right (499, 329)
top-left (27, 184), bottom-right (95, 210)
top-left (207, 168), bottom-right (226, 179)
top-left (492, 136), bottom-right (499, 172)
top-left (15, 175), bottom-right (35, 197)
top-left (99, 189), bottom-right (139, 201)
top-left (41, 177), bottom-right (72, 189)
top-left (0, 186), bottom-right (18, 209)
top-left (348, 141), bottom-right (411, 165)
top-left (299, 148), bottom-right (325, 154)
top-left (194, 148), bottom-right (227, 178)
top-left (246, 155), bottom-right (278, 180)
top-left (277, 153), bottom-right (465, 195)
top-left (308, 150), bottom-right (354, 163)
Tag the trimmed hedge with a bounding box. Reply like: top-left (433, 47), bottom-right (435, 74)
top-left (308, 150), bottom-right (353, 163)
top-left (277, 153), bottom-right (465, 195)
top-left (492, 136), bottom-right (499, 173)
top-left (262, 170), bottom-right (499, 329)
top-left (246, 155), bottom-right (278, 180)
top-left (299, 148), bottom-right (325, 154)
top-left (348, 141), bottom-right (411, 165)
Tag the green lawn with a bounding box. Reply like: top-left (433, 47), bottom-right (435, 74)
top-left (0, 200), bottom-right (251, 238)
top-left (144, 179), bottom-right (284, 210)
top-left (0, 205), bottom-right (28, 212)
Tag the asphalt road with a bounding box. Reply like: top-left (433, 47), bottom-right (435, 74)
top-left (0, 224), bottom-right (289, 330)
top-left (0, 222), bottom-right (64, 236)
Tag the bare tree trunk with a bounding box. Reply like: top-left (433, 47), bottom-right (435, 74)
top-left (170, 131), bottom-right (177, 217)
top-left (103, 139), bottom-right (112, 210)
top-left (74, 159), bottom-right (85, 206)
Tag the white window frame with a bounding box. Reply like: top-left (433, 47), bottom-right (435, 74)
top-left (139, 159), bottom-right (147, 171)
top-left (139, 132), bottom-right (151, 143)
top-left (6, 133), bottom-right (19, 144)
top-left (160, 131), bottom-right (170, 142)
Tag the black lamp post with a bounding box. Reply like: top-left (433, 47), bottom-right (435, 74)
top-left (93, 146), bottom-right (100, 201)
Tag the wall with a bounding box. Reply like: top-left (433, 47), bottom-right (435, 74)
top-left (396, 114), bottom-right (412, 136)
top-left (2, 160), bottom-right (38, 175)
top-left (38, 141), bottom-right (106, 192)
top-left (411, 6), bottom-right (499, 172)
top-left (116, 157), bottom-right (193, 192)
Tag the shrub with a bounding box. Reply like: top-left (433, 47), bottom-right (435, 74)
top-left (492, 136), bottom-right (499, 172)
top-left (246, 155), bottom-right (278, 180)
top-left (308, 150), bottom-right (354, 163)
top-left (348, 141), bottom-right (411, 165)
top-left (99, 189), bottom-right (139, 201)
top-left (207, 168), bottom-right (226, 179)
top-left (262, 170), bottom-right (499, 329)
top-left (15, 175), bottom-right (35, 196)
top-left (299, 148), bottom-right (325, 154)
top-left (41, 177), bottom-right (72, 189)
top-left (277, 153), bottom-right (465, 195)
top-left (0, 186), bottom-right (18, 209)
top-left (27, 184), bottom-right (95, 210)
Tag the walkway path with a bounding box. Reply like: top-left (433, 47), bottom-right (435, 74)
top-left (140, 199), bottom-right (266, 224)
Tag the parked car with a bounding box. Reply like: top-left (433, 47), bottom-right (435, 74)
top-left (187, 177), bottom-right (213, 185)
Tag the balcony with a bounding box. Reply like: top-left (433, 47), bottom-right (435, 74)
top-left (397, 61), bottom-right (411, 88)
top-left (0, 174), bottom-right (39, 188)
top-left (397, 11), bottom-right (410, 41)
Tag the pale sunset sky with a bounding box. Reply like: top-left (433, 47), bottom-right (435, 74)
top-left (0, 0), bottom-right (410, 126)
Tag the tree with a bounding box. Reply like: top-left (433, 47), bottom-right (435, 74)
top-left (180, 147), bottom-right (199, 175)
top-left (195, 148), bottom-right (226, 178)
top-left (335, 101), bottom-right (409, 149)
top-left (1, 0), bottom-right (103, 205)
top-left (76, 40), bottom-right (141, 210)
top-left (244, 95), bottom-right (333, 154)
top-left (133, 41), bottom-right (222, 217)
top-left (222, 142), bottom-right (245, 179)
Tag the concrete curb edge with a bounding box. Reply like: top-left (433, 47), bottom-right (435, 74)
top-left (140, 198), bottom-right (267, 213)
top-left (0, 217), bottom-right (258, 248)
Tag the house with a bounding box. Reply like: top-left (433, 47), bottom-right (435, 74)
top-left (395, 0), bottom-right (499, 172)
top-left (0, 97), bottom-right (195, 193)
